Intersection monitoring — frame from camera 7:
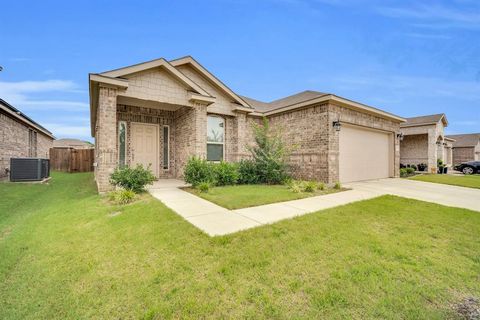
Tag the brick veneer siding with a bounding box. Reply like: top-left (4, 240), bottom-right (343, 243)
top-left (251, 103), bottom-right (401, 183)
top-left (400, 134), bottom-right (428, 165)
top-left (94, 86), bottom-right (118, 192)
top-left (452, 147), bottom-right (475, 165)
top-left (117, 105), bottom-right (175, 178)
top-left (173, 103), bottom-right (208, 178)
top-left (0, 111), bottom-right (52, 178)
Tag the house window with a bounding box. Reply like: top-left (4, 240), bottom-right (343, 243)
top-left (163, 125), bottom-right (169, 169)
top-left (207, 115), bottom-right (224, 161)
top-left (118, 121), bottom-right (127, 167)
top-left (28, 129), bottom-right (37, 157)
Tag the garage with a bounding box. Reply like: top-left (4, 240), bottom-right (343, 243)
top-left (339, 124), bottom-right (394, 183)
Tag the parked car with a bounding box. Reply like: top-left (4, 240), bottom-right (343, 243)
top-left (453, 161), bottom-right (480, 175)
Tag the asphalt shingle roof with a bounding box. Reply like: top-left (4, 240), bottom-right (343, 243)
top-left (446, 133), bottom-right (480, 148)
top-left (240, 90), bottom-right (328, 113)
top-left (400, 114), bottom-right (446, 127)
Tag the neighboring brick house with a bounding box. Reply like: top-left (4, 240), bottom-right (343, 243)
top-left (0, 99), bottom-right (54, 178)
top-left (446, 133), bottom-right (480, 165)
top-left (89, 56), bottom-right (405, 192)
top-left (400, 114), bottom-right (454, 172)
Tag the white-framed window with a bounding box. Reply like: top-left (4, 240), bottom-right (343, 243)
top-left (118, 121), bottom-right (127, 167)
top-left (207, 115), bottom-right (224, 162)
top-left (163, 125), bottom-right (170, 169)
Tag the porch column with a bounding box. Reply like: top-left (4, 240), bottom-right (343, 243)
top-left (233, 112), bottom-right (248, 161)
top-left (193, 102), bottom-right (208, 158)
top-left (95, 86), bottom-right (118, 192)
top-left (427, 129), bottom-right (437, 173)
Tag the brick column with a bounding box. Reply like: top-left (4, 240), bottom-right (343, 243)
top-left (427, 129), bottom-right (437, 173)
top-left (327, 107), bottom-right (340, 184)
top-left (233, 112), bottom-right (248, 161)
top-left (95, 86), bottom-right (118, 193)
top-left (193, 102), bottom-right (207, 158)
top-left (394, 134), bottom-right (400, 177)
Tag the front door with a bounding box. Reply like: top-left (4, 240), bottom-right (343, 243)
top-left (131, 123), bottom-right (158, 177)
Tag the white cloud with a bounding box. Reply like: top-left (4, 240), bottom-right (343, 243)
top-left (0, 79), bottom-right (88, 111)
top-left (377, 3), bottom-right (480, 29)
top-left (43, 123), bottom-right (91, 139)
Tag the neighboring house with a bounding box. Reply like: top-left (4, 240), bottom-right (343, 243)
top-left (89, 56), bottom-right (405, 192)
top-left (446, 133), bottom-right (480, 165)
top-left (0, 99), bottom-right (54, 178)
top-left (400, 114), bottom-right (454, 172)
top-left (53, 138), bottom-right (93, 149)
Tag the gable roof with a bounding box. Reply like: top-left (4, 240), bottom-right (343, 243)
top-left (98, 57), bottom-right (211, 97)
top-left (401, 113), bottom-right (448, 127)
top-left (241, 90), bottom-right (328, 112)
top-left (169, 56), bottom-right (252, 109)
top-left (446, 133), bottom-right (480, 148)
top-left (0, 99), bottom-right (54, 139)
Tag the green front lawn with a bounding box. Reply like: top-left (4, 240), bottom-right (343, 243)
top-left (185, 184), bottom-right (342, 209)
top-left (1, 172), bottom-right (479, 319)
top-left (409, 173), bottom-right (480, 189)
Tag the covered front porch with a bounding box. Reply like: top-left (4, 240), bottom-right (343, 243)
top-left (400, 132), bottom-right (453, 172)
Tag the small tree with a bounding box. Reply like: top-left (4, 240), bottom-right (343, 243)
top-left (247, 117), bottom-right (293, 184)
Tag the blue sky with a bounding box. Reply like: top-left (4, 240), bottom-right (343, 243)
top-left (1, 0), bottom-right (479, 141)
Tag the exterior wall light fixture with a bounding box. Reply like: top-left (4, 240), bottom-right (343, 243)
top-left (332, 121), bottom-right (341, 131)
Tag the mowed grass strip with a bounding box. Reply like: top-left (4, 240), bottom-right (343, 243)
top-left (0, 172), bottom-right (479, 319)
top-left (184, 184), bottom-right (343, 209)
top-left (409, 173), bottom-right (480, 189)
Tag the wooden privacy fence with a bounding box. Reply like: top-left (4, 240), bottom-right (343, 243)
top-left (49, 148), bottom-right (94, 172)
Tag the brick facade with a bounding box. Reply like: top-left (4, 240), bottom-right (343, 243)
top-left (400, 134), bottom-right (428, 165)
top-left (452, 147), bottom-right (475, 165)
top-left (91, 59), bottom-right (403, 192)
top-left (0, 111), bottom-right (52, 178)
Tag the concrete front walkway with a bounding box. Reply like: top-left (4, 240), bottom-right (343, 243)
top-left (148, 178), bottom-right (480, 236)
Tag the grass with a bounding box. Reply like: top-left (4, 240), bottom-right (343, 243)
top-left (184, 184), bottom-right (343, 209)
top-left (1, 172), bottom-right (479, 319)
top-left (409, 173), bottom-right (480, 189)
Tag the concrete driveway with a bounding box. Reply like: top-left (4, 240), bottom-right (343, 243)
top-left (344, 178), bottom-right (480, 212)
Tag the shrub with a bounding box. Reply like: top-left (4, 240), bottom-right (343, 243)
top-left (318, 182), bottom-right (326, 191)
top-left (418, 163), bottom-right (427, 171)
top-left (288, 180), bottom-right (303, 193)
top-left (247, 117), bottom-right (293, 184)
top-left (303, 181), bottom-right (317, 193)
top-left (197, 182), bottom-right (211, 193)
top-left (406, 167), bottom-right (415, 175)
top-left (108, 189), bottom-right (136, 205)
top-left (410, 164), bottom-right (418, 171)
top-left (213, 161), bottom-right (239, 186)
top-left (334, 182), bottom-right (341, 190)
top-left (400, 168), bottom-right (408, 177)
top-left (110, 164), bottom-right (156, 193)
top-left (184, 157), bottom-right (215, 186)
top-left (237, 159), bottom-right (259, 184)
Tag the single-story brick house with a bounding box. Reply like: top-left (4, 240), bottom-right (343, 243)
top-left (399, 114), bottom-right (454, 172)
top-left (446, 133), bottom-right (480, 165)
top-left (89, 56), bottom-right (405, 192)
top-left (0, 99), bottom-right (54, 178)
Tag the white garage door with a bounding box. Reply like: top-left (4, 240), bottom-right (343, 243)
top-left (339, 124), bottom-right (393, 183)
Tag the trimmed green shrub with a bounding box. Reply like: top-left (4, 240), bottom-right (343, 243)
top-left (108, 189), bottom-right (136, 205)
top-left (197, 182), bottom-right (211, 193)
top-left (400, 168), bottom-right (408, 177)
top-left (110, 164), bottom-right (156, 193)
top-left (334, 182), bottom-right (341, 190)
top-left (248, 117), bottom-right (292, 184)
top-left (237, 159), bottom-right (259, 184)
top-left (288, 180), bottom-right (303, 193)
top-left (406, 167), bottom-right (415, 175)
top-left (184, 157), bottom-right (215, 186)
top-left (409, 164), bottom-right (418, 171)
top-left (318, 182), bottom-right (326, 191)
top-left (213, 161), bottom-right (239, 186)
top-left (303, 181), bottom-right (317, 193)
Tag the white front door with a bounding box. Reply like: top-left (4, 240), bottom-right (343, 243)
top-left (131, 123), bottom-right (159, 177)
